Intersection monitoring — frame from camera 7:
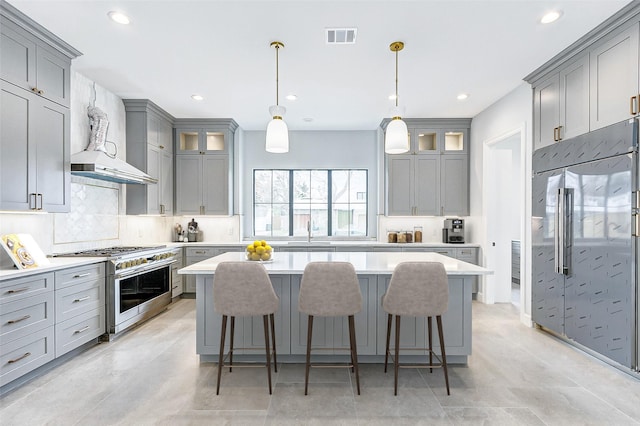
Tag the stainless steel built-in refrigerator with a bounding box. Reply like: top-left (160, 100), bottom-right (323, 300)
top-left (532, 118), bottom-right (638, 372)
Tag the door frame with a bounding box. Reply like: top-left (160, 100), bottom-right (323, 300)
top-left (481, 123), bottom-right (531, 325)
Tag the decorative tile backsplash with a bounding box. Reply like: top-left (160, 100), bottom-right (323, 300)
top-left (54, 182), bottom-right (119, 244)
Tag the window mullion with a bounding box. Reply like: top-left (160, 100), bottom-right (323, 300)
top-left (288, 170), bottom-right (294, 237)
top-left (327, 170), bottom-right (332, 236)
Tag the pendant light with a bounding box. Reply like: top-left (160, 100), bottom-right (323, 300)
top-left (265, 41), bottom-right (289, 153)
top-left (385, 41), bottom-right (409, 154)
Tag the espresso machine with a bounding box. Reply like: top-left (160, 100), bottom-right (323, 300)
top-left (442, 218), bottom-right (465, 244)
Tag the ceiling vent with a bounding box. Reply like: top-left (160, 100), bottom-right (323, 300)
top-left (326, 28), bottom-right (357, 44)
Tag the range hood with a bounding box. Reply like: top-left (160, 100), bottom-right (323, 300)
top-left (70, 105), bottom-right (157, 185)
top-left (71, 150), bottom-right (157, 185)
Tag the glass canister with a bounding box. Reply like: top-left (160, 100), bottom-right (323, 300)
top-left (405, 231), bottom-right (413, 243)
top-left (414, 226), bottom-right (423, 243)
top-left (397, 231), bottom-right (407, 243)
top-left (387, 231), bottom-right (398, 243)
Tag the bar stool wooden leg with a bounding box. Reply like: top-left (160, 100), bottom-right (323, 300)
top-left (427, 316), bottom-right (433, 373)
top-left (436, 315), bottom-right (450, 395)
top-left (384, 313), bottom-right (392, 373)
top-left (263, 315), bottom-right (272, 395)
top-left (216, 315), bottom-right (227, 395)
top-left (270, 313), bottom-right (278, 373)
top-left (348, 315), bottom-right (361, 395)
top-left (394, 315), bottom-right (401, 396)
top-left (229, 316), bottom-right (235, 372)
top-left (304, 315), bottom-right (314, 395)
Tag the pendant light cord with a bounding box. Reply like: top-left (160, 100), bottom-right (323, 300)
top-left (275, 44), bottom-right (280, 106)
top-left (395, 48), bottom-right (399, 108)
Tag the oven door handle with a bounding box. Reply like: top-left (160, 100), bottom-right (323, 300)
top-left (114, 259), bottom-right (177, 279)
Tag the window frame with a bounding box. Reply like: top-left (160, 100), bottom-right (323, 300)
top-left (252, 168), bottom-right (368, 239)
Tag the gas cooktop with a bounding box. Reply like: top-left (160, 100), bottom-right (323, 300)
top-left (55, 246), bottom-right (166, 257)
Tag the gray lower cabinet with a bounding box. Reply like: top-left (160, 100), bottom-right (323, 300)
top-left (0, 272), bottom-right (55, 387)
top-left (290, 275), bottom-right (378, 355)
top-left (376, 275), bottom-right (471, 358)
top-left (0, 263), bottom-right (105, 388)
top-left (171, 248), bottom-right (184, 298)
top-left (1, 81), bottom-right (70, 212)
top-left (124, 99), bottom-right (175, 215)
top-left (54, 263), bottom-right (105, 357)
top-left (196, 274), bottom-right (291, 356)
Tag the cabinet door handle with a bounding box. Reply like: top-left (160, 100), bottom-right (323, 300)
top-left (29, 193), bottom-right (37, 210)
top-left (172, 285), bottom-right (179, 290)
top-left (160, 204), bottom-right (165, 215)
top-left (73, 296), bottom-right (91, 303)
top-left (7, 352), bottom-right (31, 364)
top-left (557, 125), bottom-right (563, 141)
top-left (37, 193), bottom-right (43, 210)
top-left (159, 145), bottom-right (165, 149)
top-left (553, 127), bottom-right (558, 142)
top-left (73, 273), bottom-right (91, 279)
top-left (7, 314), bottom-right (31, 324)
top-left (441, 206), bottom-right (444, 216)
top-left (631, 96), bottom-right (639, 116)
top-left (6, 287), bottom-right (29, 294)
top-left (73, 325), bottom-right (90, 334)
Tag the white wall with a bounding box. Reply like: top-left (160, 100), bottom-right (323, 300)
top-left (240, 130), bottom-right (379, 239)
top-left (469, 82), bottom-right (532, 321)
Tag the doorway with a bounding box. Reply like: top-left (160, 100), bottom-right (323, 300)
top-left (483, 129), bottom-right (523, 308)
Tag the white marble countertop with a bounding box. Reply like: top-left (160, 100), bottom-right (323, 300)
top-left (0, 257), bottom-right (108, 280)
top-left (178, 251), bottom-right (492, 276)
top-left (168, 241), bottom-right (480, 248)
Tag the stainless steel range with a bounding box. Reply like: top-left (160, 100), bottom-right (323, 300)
top-left (56, 246), bottom-right (179, 336)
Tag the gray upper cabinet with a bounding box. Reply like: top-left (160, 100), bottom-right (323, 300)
top-left (0, 18), bottom-right (72, 107)
top-left (527, 5), bottom-right (640, 149)
top-left (174, 119), bottom-right (237, 216)
top-left (123, 99), bottom-right (175, 215)
top-left (589, 23), bottom-right (639, 130)
top-left (0, 3), bottom-right (80, 213)
top-left (384, 118), bottom-right (470, 216)
top-left (533, 55), bottom-right (589, 149)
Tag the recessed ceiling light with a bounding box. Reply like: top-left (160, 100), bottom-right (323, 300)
top-left (107, 11), bottom-right (130, 25)
top-left (286, 94), bottom-right (297, 101)
top-left (191, 94), bottom-right (204, 101)
top-left (541, 10), bottom-right (562, 24)
top-left (457, 93), bottom-right (469, 100)
top-left (388, 94), bottom-right (397, 100)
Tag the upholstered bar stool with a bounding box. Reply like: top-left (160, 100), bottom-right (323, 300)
top-left (298, 261), bottom-right (363, 395)
top-left (213, 261), bottom-right (279, 395)
top-left (382, 261), bottom-right (450, 395)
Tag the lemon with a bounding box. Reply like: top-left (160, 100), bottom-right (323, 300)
top-left (256, 246), bottom-right (265, 255)
top-left (246, 252), bottom-right (252, 259)
top-left (260, 240), bottom-right (267, 246)
top-left (246, 244), bottom-right (255, 252)
top-left (264, 244), bottom-right (272, 252)
top-left (253, 240), bottom-right (261, 247)
top-left (260, 252), bottom-right (271, 261)
top-left (250, 252), bottom-right (261, 261)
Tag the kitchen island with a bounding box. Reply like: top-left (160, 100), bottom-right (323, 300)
top-left (178, 251), bottom-right (492, 364)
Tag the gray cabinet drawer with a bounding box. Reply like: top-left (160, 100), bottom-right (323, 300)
top-left (55, 263), bottom-right (105, 289)
top-left (55, 279), bottom-right (104, 323)
top-left (186, 247), bottom-right (217, 257)
top-left (1, 326), bottom-right (54, 387)
top-left (0, 291), bottom-right (54, 343)
top-left (415, 247), bottom-right (456, 257)
top-left (373, 247), bottom-right (402, 252)
top-left (55, 306), bottom-right (105, 357)
top-left (456, 248), bottom-right (477, 259)
top-left (0, 272), bottom-right (53, 304)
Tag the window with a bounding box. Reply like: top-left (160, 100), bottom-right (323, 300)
top-left (254, 169), bottom-right (368, 237)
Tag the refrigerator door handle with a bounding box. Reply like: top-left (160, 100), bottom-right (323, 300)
top-left (555, 188), bottom-right (564, 274)
top-left (564, 188), bottom-right (574, 275)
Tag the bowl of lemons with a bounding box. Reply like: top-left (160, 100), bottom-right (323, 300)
top-left (246, 240), bottom-right (273, 262)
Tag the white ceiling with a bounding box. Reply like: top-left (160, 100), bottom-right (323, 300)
top-left (7, 0), bottom-right (631, 131)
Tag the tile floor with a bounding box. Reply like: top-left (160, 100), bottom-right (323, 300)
top-left (2, 299), bottom-right (640, 425)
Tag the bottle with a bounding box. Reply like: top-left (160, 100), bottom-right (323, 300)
top-left (405, 231), bottom-right (413, 243)
top-left (387, 231), bottom-right (398, 243)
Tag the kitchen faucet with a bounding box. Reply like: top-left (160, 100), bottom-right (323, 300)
top-left (307, 220), bottom-right (311, 243)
